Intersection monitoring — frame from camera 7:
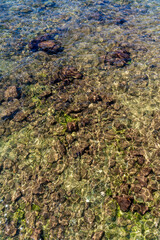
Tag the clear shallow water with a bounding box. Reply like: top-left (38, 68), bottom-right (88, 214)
top-left (0, 0), bottom-right (160, 239)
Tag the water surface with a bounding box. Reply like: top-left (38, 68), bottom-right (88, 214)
top-left (0, 0), bottom-right (160, 239)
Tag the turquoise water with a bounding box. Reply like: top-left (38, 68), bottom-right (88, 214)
top-left (0, 0), bottom-right (160, 239)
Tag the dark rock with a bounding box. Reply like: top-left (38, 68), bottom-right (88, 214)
top-left (102, 49), bottom-right (131, 67)
top-left (38, 40), bottom-right (62, 54)
top-left (29, 34), bottom-right (52, 50)
top-left (116, 19), bottom-right (127, 25)
top-left (39, 89), bottom-right (52, 99)
top-left (29, 34), bottom-right (62, 54)
top-left (104, 96), bottom-right (116, 107)
top-left (92, 231), bottom-right (105, 240)
top-left (4, 86), bottom-right (18, 100)
top-left (116, 195), bottom-right (133, 212)
top-left (67, 121), bottom-right (79, 132)
top-left (52, 66), bottom-right (83, 85)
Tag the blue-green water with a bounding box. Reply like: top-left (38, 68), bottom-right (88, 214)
top-left (0, 0), bottom-right (160, 239)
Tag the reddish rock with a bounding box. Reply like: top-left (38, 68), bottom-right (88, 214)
top-left (29, 34), bottom-right (62, 54)
top-left (38, 40), bottom-right (62, 53)
top-left (102, 49), bottom-right (131, 67)
top-left (116, 195), bottom-right (133, 212)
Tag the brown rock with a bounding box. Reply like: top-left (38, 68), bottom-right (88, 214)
top-left (58, 66), bottom-right (83, 83)
top-left (140, 167), bottom-right (152, 176)
top-left (120, 184), bottom-right (130, 195)
top-left (92, 231), bottom-right (105, 240)
top-left (102, 49), bottom-right (131, 67)
top-left (131, 184), bottom-right (142, 193)
top-left (131, 203), bottom-right (148, 215)
top-left (88, 93), bottom-right (102, 103)
top-left (31, 228), bottom-right (42, 240)
top-left (50, 216), bottom-right (58, 228)
top-left (38, 40), bottom-right (62, 53)
top-left (136, 175), bottom-right (148, 187)
top-left (67, 121), bottom-right (78, 132)
top-left (29, 34), bottom-right (62, 54)
top-left (13, 111), bottom-right (27, 122)
top-left (147, 180), bottom-right (158, 192)
top-left (72, 143), bottom-right (90, 158)
top-left (5, 222), bottom-right (17, 237)
top-left (116, 195), bottom-right (133, 212)
top-left (4, 86), bottom-right (18, 100)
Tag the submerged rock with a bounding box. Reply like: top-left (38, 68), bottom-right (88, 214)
top-left (38, 40), bottom-right (62, 54)
top-left (4, 86), bottom-right (18, 100)
top-left (116, 195), bottom-right (133, 212)
top-left (1, 106), bottom-right (20, 120)
top-left (101, 49), bottom-right (131, 67)
top-left (29, 34), bottom-right (62, 54)
top-left (131, 203), bottom-right (149, 215)
top-left (116, 19), bottom-right (127, 25)
top-left (59, 66), bottom-right (83, 81)
top-left (67, 121), bottom-right (79, 132)
top-left (13, 111), bottom-right (28, 122)
top-left (52, 66), bottom-right (83, 85)
top-left (5, 222), bottom-right (17, 237)
top-left (92, 231), bottom-right (105, 240)
top-left (88, 93), bottom-right (102, 103)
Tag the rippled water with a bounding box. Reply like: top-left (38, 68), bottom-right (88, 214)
top-left (0, 0), bottom-right (160, 239)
